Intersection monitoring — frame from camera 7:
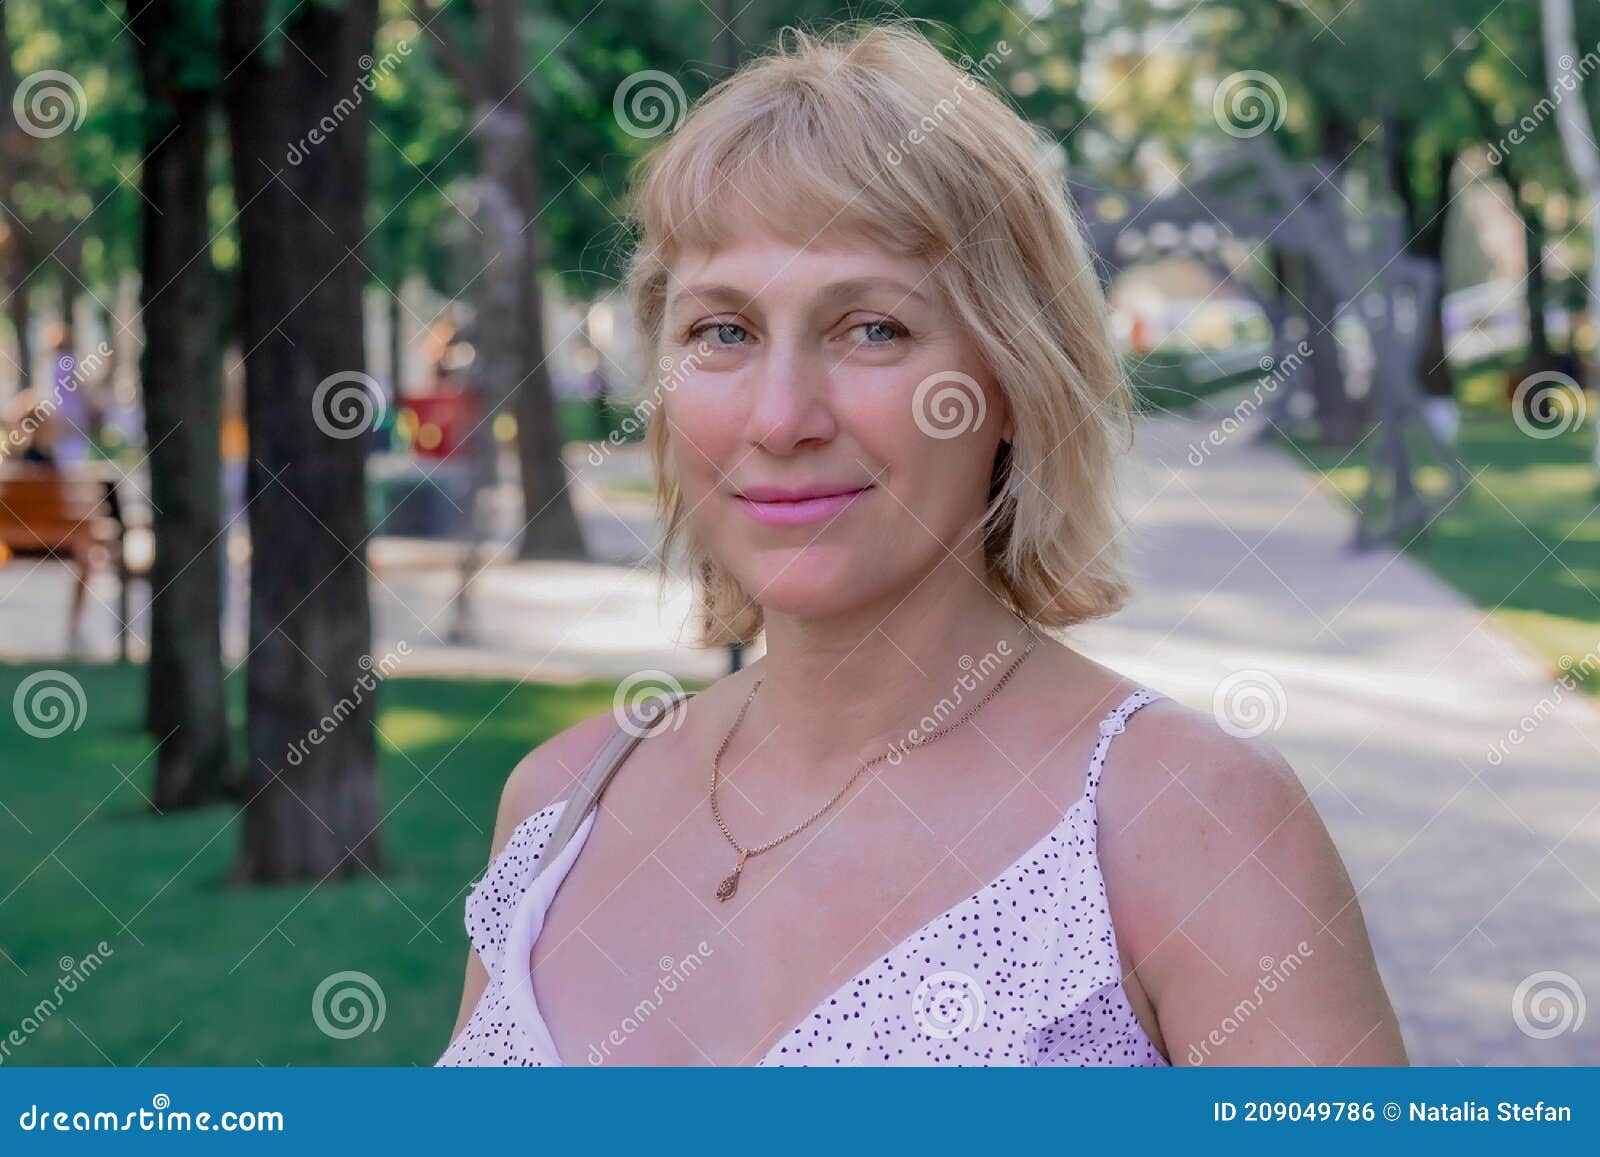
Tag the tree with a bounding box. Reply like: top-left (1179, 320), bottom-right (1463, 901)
top-left (222, 0), bottom-right (383, 882)
top-left (127, 0), bottom-right (232, 808)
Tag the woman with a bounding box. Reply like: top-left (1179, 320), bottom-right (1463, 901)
top-left (438, 22), bottom-right (1407, 1067)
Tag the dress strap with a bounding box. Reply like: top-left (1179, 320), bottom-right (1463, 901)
top-left (1083, 687), bottom-right (1164, 809)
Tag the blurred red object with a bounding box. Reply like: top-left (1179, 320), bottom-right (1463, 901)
top-left (402, 388), bottom-right (481, 460)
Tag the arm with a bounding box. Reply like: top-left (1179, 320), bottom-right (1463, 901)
top-left (442, 709), bottom-right (620, 1052)
top-left (1098, 704), bottom-right (1408, 1066)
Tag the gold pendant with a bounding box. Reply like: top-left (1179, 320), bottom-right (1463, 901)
top-left (716, 851), bottom-right (749, 902)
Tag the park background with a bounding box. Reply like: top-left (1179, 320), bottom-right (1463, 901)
top-left (0, 0), bottom-right (1597, 1066)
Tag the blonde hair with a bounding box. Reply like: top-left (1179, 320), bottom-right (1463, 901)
top-left (621, 20), bottom-right (1133, 648)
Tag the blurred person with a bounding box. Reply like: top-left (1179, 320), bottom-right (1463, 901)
top-left (438, 23), bottom-right (1406, 1069)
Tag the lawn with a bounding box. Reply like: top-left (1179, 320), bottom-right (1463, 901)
top-left (0, 663), bottom-right (632, 1066)
top-left (1285, 367), bottom-right (1600, 695)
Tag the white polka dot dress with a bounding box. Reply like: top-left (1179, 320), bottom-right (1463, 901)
top-left (436, 687), bottom-right (1169, 1067)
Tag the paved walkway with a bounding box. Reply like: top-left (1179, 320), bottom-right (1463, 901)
top-left (2, 409), bottom-right (1596, 1064)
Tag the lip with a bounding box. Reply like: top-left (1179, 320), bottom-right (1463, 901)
top-left (732, 483), bottom-right (874, 527)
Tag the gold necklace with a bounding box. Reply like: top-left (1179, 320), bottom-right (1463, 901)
top-left (707, 625), bottom-right (1038, 902)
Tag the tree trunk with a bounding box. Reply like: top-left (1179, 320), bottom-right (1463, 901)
top-left (437, 0), bottom-right (586, 562)
top-left (129, 0), bottom-right (233, 808)
top-left (222, 0), bottom-right (384, 883)
top-left (0, 0), bottom-right (29, 396)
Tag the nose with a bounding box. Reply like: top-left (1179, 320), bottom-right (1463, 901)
top-left (741, 344), bottom-right (837, 454)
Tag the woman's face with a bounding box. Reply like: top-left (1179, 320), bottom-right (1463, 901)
top-left (661, 225), bottom-right (1013, 623)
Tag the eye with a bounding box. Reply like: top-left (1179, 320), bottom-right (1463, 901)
top-left (689, 320), bottom-right (751, 347)
top-left (846, 319), bottom-right (906, 345)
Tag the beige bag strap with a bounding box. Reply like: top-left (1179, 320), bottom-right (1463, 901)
top-left (532, 690), bottom-right (697, 882)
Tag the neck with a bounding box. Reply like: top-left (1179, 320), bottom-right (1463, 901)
top-left (743, 553), bottom-right (1036, 770)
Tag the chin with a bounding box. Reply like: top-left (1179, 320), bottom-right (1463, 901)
top-left (735, 547), bottom-right (886, 620)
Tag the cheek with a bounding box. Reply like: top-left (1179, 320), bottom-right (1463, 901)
top-left (663, 389), bottom-right (741, 497)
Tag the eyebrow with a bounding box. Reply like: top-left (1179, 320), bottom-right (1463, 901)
top-left (665, 276), bottom-right (932, 316)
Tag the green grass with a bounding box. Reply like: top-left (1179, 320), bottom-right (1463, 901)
top-left (0, 663), bottom-right (632, 1066)
top-left (1286, 368), bottom-right (1600, 695)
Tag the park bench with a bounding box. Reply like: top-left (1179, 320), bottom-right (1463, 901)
top-left (0, 466), bottom-right (144, 658)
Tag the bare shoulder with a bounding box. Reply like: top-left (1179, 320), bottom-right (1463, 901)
top-left (488, 708), bottom-right (623, 859)
top-left (1094, 694), bottom-right (1408, 1064)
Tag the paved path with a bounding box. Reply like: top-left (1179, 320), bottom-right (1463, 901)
top-left (2, 410), bottom-right (1596, 1064)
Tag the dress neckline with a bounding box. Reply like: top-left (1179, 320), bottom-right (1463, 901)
top-left (501, 686), bottom-right (1166, 1066)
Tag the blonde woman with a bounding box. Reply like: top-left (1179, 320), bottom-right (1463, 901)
top-left (438, 22), bottom-right (1406, 1068)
